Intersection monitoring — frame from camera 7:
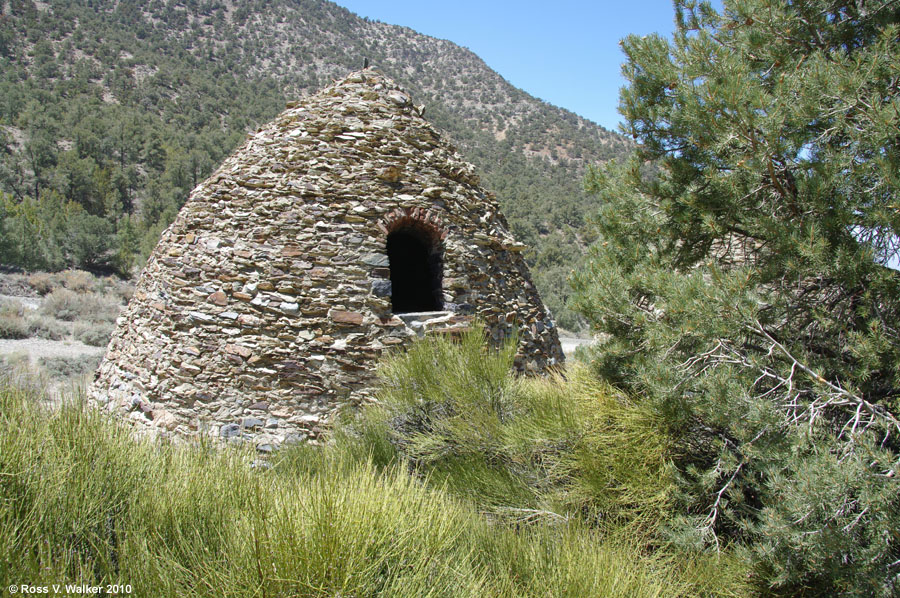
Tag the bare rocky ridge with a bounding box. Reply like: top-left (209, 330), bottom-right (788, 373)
top-left (91, 70), bottom-right (564, 449)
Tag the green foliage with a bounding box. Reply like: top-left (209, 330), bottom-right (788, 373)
top-left (572, 1), bottom-right (900, 595)
top-left (65, 210), bottom-right (114, 270)
top-left (0, 371), bottom-right (703, 598)
top-left (114, 215), bottom-right (140, 275)
top-left (0, 192), bottom-right (116, 273)
top-left (338, 326), bottom-right (678, 538)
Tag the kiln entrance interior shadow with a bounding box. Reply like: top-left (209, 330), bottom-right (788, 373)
top-left (387, 230), bottom-right (442, 313)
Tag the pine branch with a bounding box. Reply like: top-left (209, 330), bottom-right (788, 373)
top-left (747, 319), bottom-right (900, 443)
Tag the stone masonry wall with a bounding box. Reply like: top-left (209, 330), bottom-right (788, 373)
top-left (90, 69), bottom-right (564, 450)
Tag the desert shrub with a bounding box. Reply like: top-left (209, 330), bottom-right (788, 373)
top-left (0, 351), bottom-right (30, 370)
top-left (73, 321), bottom-right (114, 347)
top-left (90, 275), bottom-right (136, 303)
top-left (0, 297), bottom-right (23, 318)
top-left (38, 354), bottom-right (101, 379)
top-left (0, 300), bottom-right (70, 340)
top-left (60, 269), bottom-right (96, 293)
top-left (112, 280), bottom-right (134, 303)
top-left (0, 317), bottom-right (28, 339)
top-left (25, 316), bottom-right (68, 340)
top-left (26, 272), bottom-right (56, 295)
top-left (39, 289), bottom-right (121, 323)
top-left (0, 303), bottom-right (27, 339)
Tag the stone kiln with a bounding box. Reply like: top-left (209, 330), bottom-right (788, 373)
top-left (90, 69), bottom-right (564, 447)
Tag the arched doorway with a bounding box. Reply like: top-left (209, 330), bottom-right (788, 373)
top-left (386, 227), bottom-right (443, 313)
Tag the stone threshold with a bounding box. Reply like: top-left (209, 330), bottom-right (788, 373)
top-left (396, 311), bottom-right (471, 337)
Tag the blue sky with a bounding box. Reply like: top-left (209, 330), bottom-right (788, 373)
top-left (332, 0), bottom-right (687, 132)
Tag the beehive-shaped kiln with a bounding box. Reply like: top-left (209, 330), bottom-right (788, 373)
top-left (91, 69), bottom-right (564, 447)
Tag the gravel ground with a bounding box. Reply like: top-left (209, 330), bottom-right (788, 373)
top-left (0, 293), bottom-right (97, 366)
top-left (0, 292), bottom-right (105, 365)
top-left (0, 338), bottom-right (105, 364)
top-left (559, 337), bottom-right (594, 356)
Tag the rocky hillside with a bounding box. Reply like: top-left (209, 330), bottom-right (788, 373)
top-left (0, 0), bottom-right (631, 330)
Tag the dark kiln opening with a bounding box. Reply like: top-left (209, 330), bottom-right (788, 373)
top-left (387, 227), bottom-right (443, 313)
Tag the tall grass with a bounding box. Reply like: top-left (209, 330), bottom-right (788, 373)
top-left (0, 328), bottom-right (753, 597)
top-left (0, 376), bottom-right (701, 597)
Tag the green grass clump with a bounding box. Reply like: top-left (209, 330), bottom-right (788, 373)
top-left (0, 370), bottom-right (709, 597)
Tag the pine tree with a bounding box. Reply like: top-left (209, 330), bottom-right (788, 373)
top-left (114, 214), bottom-right (140, 275)
top-left (572, 1), bottom-right (900, 594)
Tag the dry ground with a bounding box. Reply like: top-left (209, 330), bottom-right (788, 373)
top-left (0, 270), bottom-right (132, 390)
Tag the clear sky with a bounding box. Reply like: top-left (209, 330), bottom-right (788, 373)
top-left (331, 0), bottom-right (688, 132)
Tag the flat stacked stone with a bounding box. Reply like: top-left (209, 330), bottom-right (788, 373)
top-left (90, 69), bottom-right (564, 448)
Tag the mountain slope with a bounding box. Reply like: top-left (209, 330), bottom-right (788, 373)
top-left (0, 0), bottom-right (631, 330)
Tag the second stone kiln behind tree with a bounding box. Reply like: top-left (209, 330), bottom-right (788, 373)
top-left (90, 69), bottom-right (565, 448)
